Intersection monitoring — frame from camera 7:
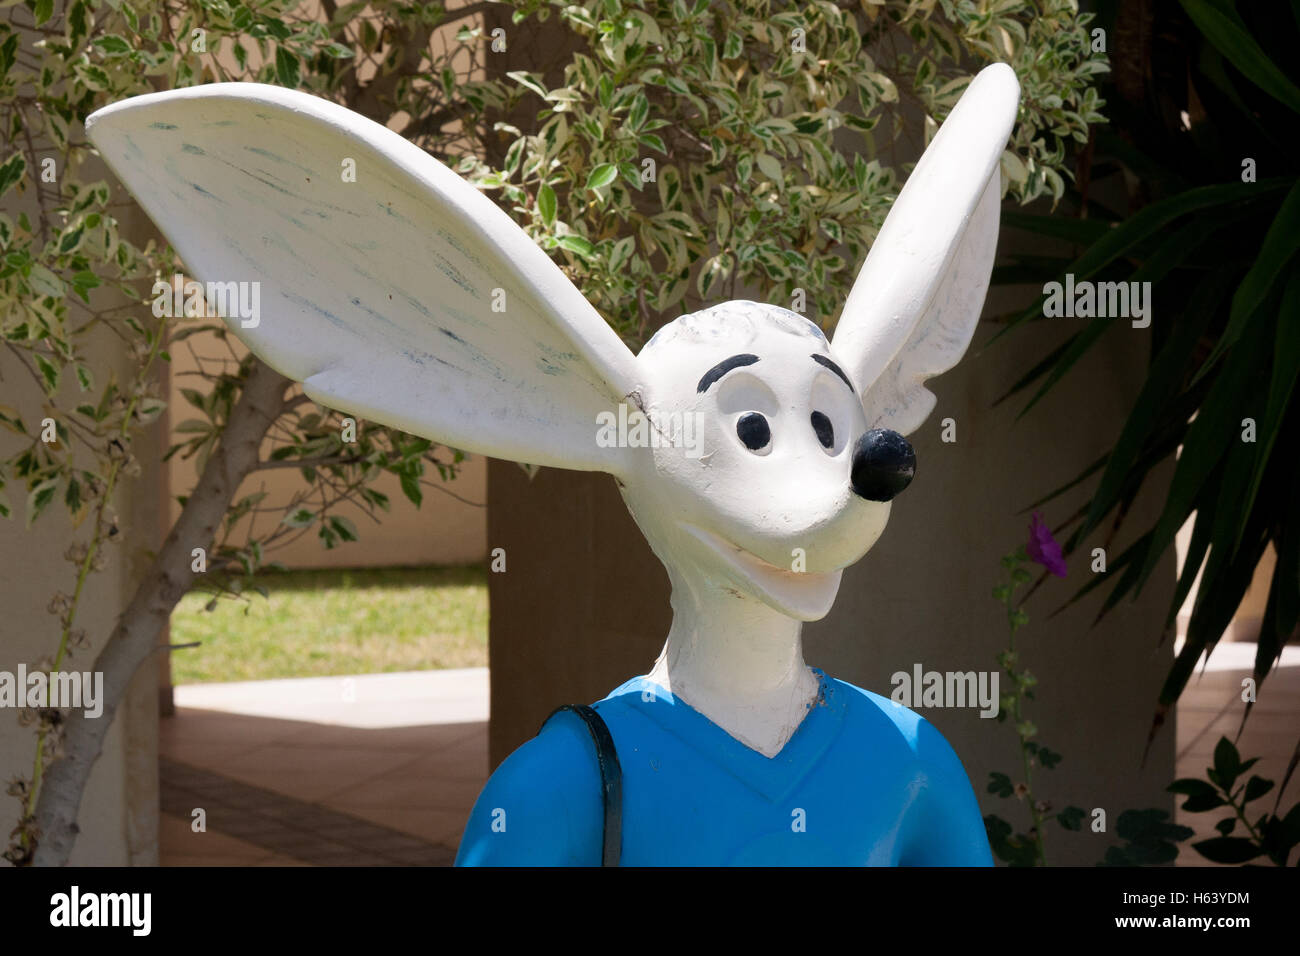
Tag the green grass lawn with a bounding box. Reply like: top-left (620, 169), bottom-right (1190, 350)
top-left (170, 565), bottom-right (487, 684)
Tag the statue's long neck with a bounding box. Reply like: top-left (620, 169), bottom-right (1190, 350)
top-left (645, 568), bottom-right (820, 758)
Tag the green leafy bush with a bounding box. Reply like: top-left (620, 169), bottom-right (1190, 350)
top-left (1170, 736), bottom-right (1300, 866)
top-left (468, 0), bottom-right (1105, 340)
top-left (994, 0), bottom-right (1300, 737)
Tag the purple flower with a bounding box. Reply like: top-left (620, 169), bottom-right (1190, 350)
top-left (1026, 511), bottom-right (1067, 577)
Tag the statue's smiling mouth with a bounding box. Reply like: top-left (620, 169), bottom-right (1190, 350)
top-left (679, 523), bottom-right (836, 586)
top-left (677, 522), bottom-right (843, 620)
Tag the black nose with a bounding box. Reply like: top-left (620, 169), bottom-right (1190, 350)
top-left (850, 429), bottom-right (915, 502)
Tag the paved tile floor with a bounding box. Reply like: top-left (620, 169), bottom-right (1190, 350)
top-left (160, 669), bottom-right (488, 866)
top-left (160, 648), bottom-right (1298, 866)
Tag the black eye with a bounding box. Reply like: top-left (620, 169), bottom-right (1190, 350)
top-left (736, 412), bottom-right (771, 453)
top-left (810, 410), bottom-right (834, 449)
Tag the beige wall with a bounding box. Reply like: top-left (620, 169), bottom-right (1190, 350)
top-left (1238, 545), bottom-right (1276, 626)
top-left (1173, 493), bottom-right (1276, 643)
top-left (165, 331), bottom-right (487, 570)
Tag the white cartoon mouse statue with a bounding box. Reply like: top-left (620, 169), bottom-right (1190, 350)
top-left (88, 61), bottom-right (1020, 866)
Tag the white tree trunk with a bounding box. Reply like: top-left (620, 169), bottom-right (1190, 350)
top-left (31, 358), bottom-right (290, 866)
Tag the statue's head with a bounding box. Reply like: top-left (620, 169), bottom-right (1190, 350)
top-left (618, 301), bottom-right (902, 621)
top-left (87, 65), bottom-right (1020, 624)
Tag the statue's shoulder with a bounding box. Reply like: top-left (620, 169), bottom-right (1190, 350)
top-left (824, 674), bottom-right (955, 761)
top-left (826, 674), bottom-right (921, 728)
top-left (835, 676), bottom-right (978, 798)
top-left (496, 705), bottom-right (610, 792)
top-left (455, 704), bottom-right (607, 865)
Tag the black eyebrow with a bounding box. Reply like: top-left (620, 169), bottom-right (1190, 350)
top-left (812, 354), bottom-right (855, 394)
top-left (697, 353), bottom-right (760, 393)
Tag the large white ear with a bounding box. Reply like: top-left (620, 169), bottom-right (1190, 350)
top-left (831, 63), bottom-right (1020, 436)
top-left (86, 84), bottom-right (640, 476)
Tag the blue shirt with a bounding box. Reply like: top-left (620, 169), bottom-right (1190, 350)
top-left (455, 668), bottom-right (992, 866)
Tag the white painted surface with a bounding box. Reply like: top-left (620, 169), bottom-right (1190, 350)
top-left (86, 84), bottom-right (640, 476)
top-left (173, 668), bottom-right (489, 728)
top-left (835, 63), bottom-right (1020, 437)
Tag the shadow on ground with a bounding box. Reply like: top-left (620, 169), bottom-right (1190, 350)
top-left (160, 708), bottom-right (486, 866)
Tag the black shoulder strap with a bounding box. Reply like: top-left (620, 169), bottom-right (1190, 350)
top-left (541, 704), bottom-right (622, 867)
